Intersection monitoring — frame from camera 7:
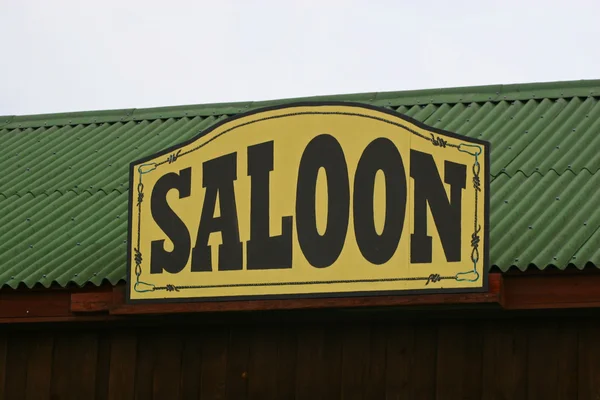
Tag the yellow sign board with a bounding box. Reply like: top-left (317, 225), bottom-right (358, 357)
top-left (126, 103), bottom-right (489, 303)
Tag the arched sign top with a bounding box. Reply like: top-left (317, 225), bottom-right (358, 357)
top-left (127, 102), bottom-right (490, 303)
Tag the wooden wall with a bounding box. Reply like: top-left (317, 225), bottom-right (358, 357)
top-left (0, 313), bottom-right (599, 400)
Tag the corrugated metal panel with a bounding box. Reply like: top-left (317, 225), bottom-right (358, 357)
top-left (490, 171), bottom-right (600, 270)
top-left (0, 80), bottom-right (599, 288)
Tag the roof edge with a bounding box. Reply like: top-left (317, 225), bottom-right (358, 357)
top-left (2, 79), bottom-right (599, 130)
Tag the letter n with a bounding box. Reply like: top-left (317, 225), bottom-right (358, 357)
top-left (410, 150), bottom-right (466, 263)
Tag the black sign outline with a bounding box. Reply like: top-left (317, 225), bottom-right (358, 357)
top-left (126, 102), bottom-right (490, 304)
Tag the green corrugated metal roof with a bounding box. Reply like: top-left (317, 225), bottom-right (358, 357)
top-left (1, 79), bottom-right (599, 289)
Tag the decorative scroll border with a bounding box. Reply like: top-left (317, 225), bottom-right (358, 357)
top-left (127, 104), bottom-right (489, 302)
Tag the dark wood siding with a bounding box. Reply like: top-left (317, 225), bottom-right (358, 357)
top-left (1, 314), bottom-right (600, 399)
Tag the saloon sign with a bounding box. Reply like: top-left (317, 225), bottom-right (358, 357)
top-left (127, 103), bottom-right (489, 303)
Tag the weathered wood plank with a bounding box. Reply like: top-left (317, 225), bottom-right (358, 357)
top-left (385, 322), bottom-right (437, 399)
top-left (3, 333), bottom-right (28, 399)
top-left (94, 331), bottom-right (111, 400)
top-left (50, 332), bottom-right (99, 400)
top-left (363, 323), bottom-right (387, 399)
top-left (340, 324), bottom-right (371, 400)
top-left (481, 320), bottom-right (527, 400)
top-left (24, 333), bottom-right (54, 400)
top-left (295, 323), bottom-right (343, 400)
top-left (0, 332), bottom-right (7, 400)
top-left (578, 319), bottom-right (600, 399)
top-left (247, 326), bottom-right (278, 400)
top-left (180, 331), bottom-right (203, 400)
top-left (555, 321), bottom-right (578, 399)
top-left (275, 325), bottom-right (297, 399)
top-left (0, 291), bottom-right (71, 318)
top-left (107, 331), bottom-right (137, 400)
top-left (199, 327), bottom-right (228, 400)
top-left (436, 321), bottom-right (483, 400)
top-left (224, 327), bottom-right (250, 400)
top-left (152, 329), bottom-right (184, 400)
top-left (133, 331), bottom-right (155, 399)
top-left (71, 291), bottom-right (113, 313)
top-left (503, 273), bottom-right (600, 309)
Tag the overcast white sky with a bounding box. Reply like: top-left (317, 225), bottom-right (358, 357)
top-left (1, 0), bottom-right (598, 116)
